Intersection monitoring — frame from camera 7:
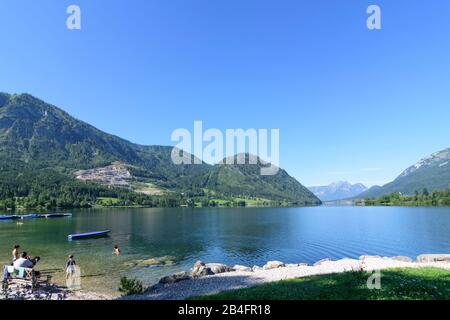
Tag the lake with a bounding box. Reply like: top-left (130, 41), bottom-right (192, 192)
top-left (1, 206), bottom-right (449, 296)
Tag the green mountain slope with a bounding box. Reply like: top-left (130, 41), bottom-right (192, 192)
top-left (0, 93), bottom-right (319, 208)
top-left (0, 93), bottom-right (209, 185)
top-left (205, 154), bottom-right (320, 205)
top-left (356, 148), bottom-right (450, 199)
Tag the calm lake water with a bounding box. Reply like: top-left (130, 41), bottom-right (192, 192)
top-left (1, 206), bottom-right (450, 296)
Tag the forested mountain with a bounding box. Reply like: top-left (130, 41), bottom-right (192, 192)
top-left (356, 149), bottom-right (450, 199)
top-left (0, 93), bottom-right (320, 209)
top-left (205, 154), bottom-right (320, 205)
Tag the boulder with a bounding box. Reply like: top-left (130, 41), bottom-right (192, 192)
top-left (196, 267), bottom-right (214, 277)
top-left (263, 261), bottom-right (285, 270)
top-left (191, 261), bottom-right (205, 273)
top-left (191, 261), bottom-right (214, 278)
top-left (159, 272), bottom-right (191, 285)
top-left (391, 256), bottom-right (413, 262)
top-left (285, 263), bottom-right (309, 268)
top-left (285, 263), bottom-right (300, 268)
top-left (205, 263), bottom-right (233, 274)
top-left (359, 255), bottom-right (381, 260)
top-left (314, 258), bottom-right (332, 266)
top-left (233, 265), bottom-right (253, 272)
top-left (298, 263), bottom-right (308, 267)
top-left (416, 254), bottom-right (450, 263)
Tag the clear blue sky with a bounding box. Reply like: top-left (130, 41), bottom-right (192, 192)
top-left (1, 0), bottom-right (449, 187)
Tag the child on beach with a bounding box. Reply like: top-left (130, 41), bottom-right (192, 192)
top-left (66, 255), bottom-right (76, 279)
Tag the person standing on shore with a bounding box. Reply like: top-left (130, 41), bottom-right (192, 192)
top-left (66, 255), bottom-right (76, 279)
top-left (12, 245), bottom-right (20, 263)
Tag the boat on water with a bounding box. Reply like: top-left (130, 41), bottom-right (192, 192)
top-left (0, 215), bottom-right (20, 220)
top-left (19, 214), bottom-right (42, 219)
top-left (68, 230), bottom-right (111, 240)
top-left (43, 213), bottom-right (72, 218)
top-left (15, 213), bottom-right (72, 219)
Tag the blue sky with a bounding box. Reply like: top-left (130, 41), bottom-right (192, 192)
top-left (1, 0), bottom-right (449, 187)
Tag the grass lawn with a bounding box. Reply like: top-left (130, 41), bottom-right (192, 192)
top-left (94, 197), bottom-right (120, 207)
top-left (192, 268), bottom-right (450, 300)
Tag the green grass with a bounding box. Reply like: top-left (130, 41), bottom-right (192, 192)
top-left (191, 268), bottom-right (450, 300)
top-left (95, 197), bottom-right (120, 204)
top-left (232, 197), bottom-right (274, 206)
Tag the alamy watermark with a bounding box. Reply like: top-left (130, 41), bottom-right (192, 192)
top-left (170, 121), bottom-right (280, 176)
top-left (367, 5), bottom-right (382, 30)
top-left (65, 4), bottom-right (381, 31)
top-left (66, 5), bottom-right (81, 30)
top-left (367, 270), bottom-right (382, 290)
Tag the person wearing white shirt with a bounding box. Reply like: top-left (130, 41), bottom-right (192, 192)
top-left (13, 252), bottom-right (34, 269)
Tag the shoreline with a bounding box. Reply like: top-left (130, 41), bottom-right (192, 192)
top-left (2, 254), bottom-right (449, 300)
top-left (0, 204), bottom-right (320, 215)
top-left (0, 204), bottom-right (311, 212)
top-left (125, 254), bottom-right (450, 300)
top-left (4, 203), bottom-right (450, 214)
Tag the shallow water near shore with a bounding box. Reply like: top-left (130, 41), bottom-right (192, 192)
top-left (1, 206), bottom-right (450, 296)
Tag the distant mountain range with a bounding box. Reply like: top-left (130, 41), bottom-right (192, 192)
top-left (0, 93), bottom-right (320, 207)
top-left (356, 148), bottom-right (450, 199)
top-left (308, 181), bottom-right (368, 202)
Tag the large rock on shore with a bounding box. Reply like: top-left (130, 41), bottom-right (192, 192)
top-left (286, 263), bottom-right (309, 267)
top-left (191, 261), bottom-right (214, 278)
top-left (233, 265), bottom-right (252, 272)
top-left (390, 256), bottom-right (413, 262)
top-left (205, 263), bottom-right (233, 274)
top-left (359, 255), bottom-right (381, 260)
top-left (190, 261), bottom-right (234, 277)
top-left (314, 258), bottom-right (332, 266)
top-left (263, 261), bottom-right (285, 270)
top-left (416, 254), bottom-right (450, 263)
top-left (159, 272), bottom-right (191, 285)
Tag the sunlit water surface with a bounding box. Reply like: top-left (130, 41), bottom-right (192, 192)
top-left (1, 206), bottom-right (449, 296)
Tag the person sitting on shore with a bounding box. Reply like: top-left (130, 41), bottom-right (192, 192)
top-left (113, 245), bottom-right (121, 256)
top-left (12, 245), bottom-right (20, 263)
top-left (13, 252), bottom-right (33, 269)
top-left (66, 255), bottom-right (76, 279)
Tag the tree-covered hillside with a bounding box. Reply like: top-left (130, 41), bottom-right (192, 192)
top-left (355, 149), bottom-right (450, 199)
top-left (206, 154), bottom-right (320, 205)
top-left (0, 93), bottom-right (320, 210)
top-left (356, 189), bottom-right (450, 206)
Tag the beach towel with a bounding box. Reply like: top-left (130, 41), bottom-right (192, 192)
top-left (18, 267), bottom-right (25, 278)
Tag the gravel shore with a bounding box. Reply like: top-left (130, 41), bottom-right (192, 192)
top-left (3, 255), bottom-right (449, 300)
top-left (0, 282), bottom-right (113, 300)
top-left (126, 255), bottom-right (450, 300)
